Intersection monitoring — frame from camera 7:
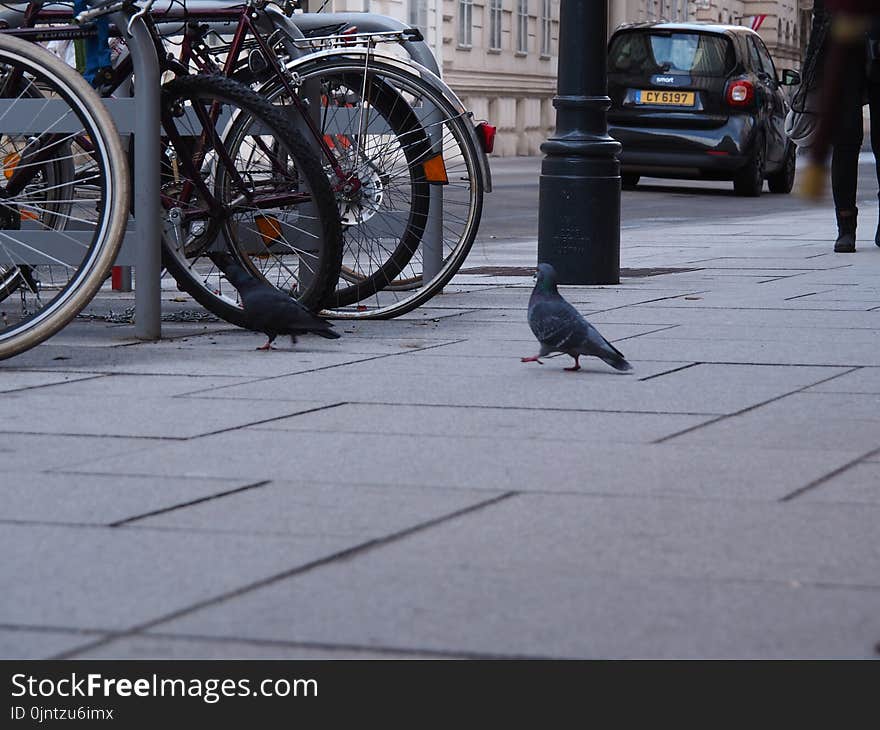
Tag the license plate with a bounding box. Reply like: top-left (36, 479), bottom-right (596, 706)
top-left (636, 90), bottom-right (695, 106)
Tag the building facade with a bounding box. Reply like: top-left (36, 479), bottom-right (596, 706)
top-left (319, 0), bottom-right (808, 155)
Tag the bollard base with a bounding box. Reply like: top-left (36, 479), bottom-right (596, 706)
top-left (537, 156), bottom-right (620, 285)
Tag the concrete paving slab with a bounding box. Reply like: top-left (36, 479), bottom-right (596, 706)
top-left (155, 532), bottom-right (880, 658)
top-left (668, 392), bottom-right (880, 452)
top-left (620, 336), bottom-right (880, 366)
top-left (638, 323), bottom-right (880, 345)
top-left (137, 481), bottom-right (503, 538)
top-left (251, 403), bottom-right (713, 444)
top-left (63, 430), bottom-right (864, 501)
top-left (0, 393), bottom-right (332, 439)
top-left (1, 433), bottom-right (160, 473)
top-left (603, 306), bottom-right (880, 329)
top-left (0, 523), bottom-right (355, 630)
top-left (0, 371), bottom-right (103, 394)
top-left (0, 472), bottom-right (253, 525)
top-left (181, 360), bottom-right (847, 417)
top-left (18, 373), bottom-right (251, 398)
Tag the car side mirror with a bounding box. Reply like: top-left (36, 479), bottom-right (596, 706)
top-left (780, 69), bottom-right (801, 86)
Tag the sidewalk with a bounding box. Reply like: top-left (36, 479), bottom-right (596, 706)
top-left (2, 200), bottom-right (880, 659)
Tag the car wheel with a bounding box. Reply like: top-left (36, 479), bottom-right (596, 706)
top-left (621, 173), bottom-right (640, 190)
top-left (733, 134), bottom-right (765, 197)
top-left (767, 143), bottom-right (796, 194)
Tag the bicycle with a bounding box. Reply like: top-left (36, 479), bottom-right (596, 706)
top-left (0, 30), bottom-right (128, 359)
top-left (0, 0), bottom-right (490, 319)
top-left (1, 0), bottom-right (345, 330)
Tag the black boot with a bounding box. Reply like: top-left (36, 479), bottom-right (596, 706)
top-left (834, 208), bottom-right (857, 253)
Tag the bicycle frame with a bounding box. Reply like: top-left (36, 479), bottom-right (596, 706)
top-left (0, 5), bottom-right (317, 242)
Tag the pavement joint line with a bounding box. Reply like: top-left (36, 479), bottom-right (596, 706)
top-left (0, 429), bottom-right (185, 441)
top-left (108, 479), bottom-right (274, 528)
top-left (47, 491), bottom-right (520, 660)
top-left (651, 365), bottom-right (862, 445)
top-left (0, 623), bottom-right (106, 637)
top-left (174, 338), bottom-right (469, 398)
top-left (638, 305), bottom-right (877, 313)
top-left (585, 291), bottom-right (711, 315)
top-left (0, 373), bottom-right (109, 395)
top-left (188, 402), bottom-right (349, 440)
top-left (610, 324), bottom-right (682, 343)
top-left (779, 445), bottom-right (880, 503)
top-left (133, 631), bottom-right (552, 660)
top-left (637, 362), bottom-right (702, 382)
top-left (342, 401), bottom-right (725, 417)
top-left (784, 290), bottom-right (834, 301)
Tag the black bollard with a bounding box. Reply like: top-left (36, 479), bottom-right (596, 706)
top-left (537, 0), bottom-right (621, 284)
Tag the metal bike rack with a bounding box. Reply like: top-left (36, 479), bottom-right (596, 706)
top-left (112, 9), bottom-right (161, 339)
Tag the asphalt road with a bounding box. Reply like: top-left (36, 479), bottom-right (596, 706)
top-left (477, 152), bottom-right (880, 243)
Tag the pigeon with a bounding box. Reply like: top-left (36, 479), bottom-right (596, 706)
top-left (215, 254), bottom-right (340, 350)
top-left (522, 263), bottom-right (632, 372)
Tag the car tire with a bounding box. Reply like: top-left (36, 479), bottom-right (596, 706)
top-left (621, 173), bottom-right (640, 190)
top-left (767, 143), bottom-right (796, 194)
top-left (733, 134), bottom-right (765, 197)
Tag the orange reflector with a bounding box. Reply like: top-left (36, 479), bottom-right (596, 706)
top-left (20, 210), bottom-right (37, 221)
top-left (3, 152), bottom-right (20, 180)
top-left (422, 153), bottom-right (448, 184)
top-left (255, 215), bottom-right (282, 246)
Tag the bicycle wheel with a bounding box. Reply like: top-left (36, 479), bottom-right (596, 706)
top-left (159, 74), bottom-right (343, 325)
top-left (260, 55), bottom-right (484, 318)
top-left (0, 33), bottom-right (128, 360)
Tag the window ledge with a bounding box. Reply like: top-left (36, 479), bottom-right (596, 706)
top-left (514, 51), bottom-right (528, 57)
top-left (457, 44), bottom-right (472, 51)
top-left (488, 48), bottom-right (502, 54)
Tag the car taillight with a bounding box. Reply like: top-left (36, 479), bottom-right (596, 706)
top-left (476, 122), bottom-right (496, 154)
top-left (726, 79), bottom-right (754, 107)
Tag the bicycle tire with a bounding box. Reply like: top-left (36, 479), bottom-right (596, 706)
top-left (159, 74), bottom-right (343, 325)
top-left (258, 55), bottom-right (484, 319)
top-left (0, 33), bottom-right (128, 360)
top-left (257, 70), bottom-right (431, 307)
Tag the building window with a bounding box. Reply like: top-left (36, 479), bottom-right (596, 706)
top-left (516, 0), bottom-right (528, 53)
top-left (409, 0), bottom-right (428, 34)
top-left (540, 0), bottom-right (551, 56)
top-left (489, 0), bottom-right (503, 51)
top-left (458, 0), bottom-right (473, 47)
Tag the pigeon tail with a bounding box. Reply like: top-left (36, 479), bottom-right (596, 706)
top-left (600, 351), bottom-right (633, 372)
top-left (314, 328), bottom-right (341, 339)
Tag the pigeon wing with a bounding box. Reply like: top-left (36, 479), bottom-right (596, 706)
top-left (528, 297), bottom-right (591, 351)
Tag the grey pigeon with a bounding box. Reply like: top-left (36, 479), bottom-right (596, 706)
top-left (522, 263), bottom-right (632, 372)
top-left (215, 254), bottom-right (340, 350)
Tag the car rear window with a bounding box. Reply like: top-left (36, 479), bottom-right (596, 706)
top-left (609, 31), bottom-right (735, 76)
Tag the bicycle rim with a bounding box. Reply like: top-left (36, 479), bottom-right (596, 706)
top-left (0, 34), bottom-right (128, 360)
top-left (263, 56), bottom-right (483, 319)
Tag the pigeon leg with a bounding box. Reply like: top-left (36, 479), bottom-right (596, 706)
top-left (521, 355), bottom-right (544, 364)
top-left (256, 334), bottom-right (277, 351)
top-left (564, 355), bottom-right (581, 372)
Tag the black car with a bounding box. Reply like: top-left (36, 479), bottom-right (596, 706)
top-left (607, 22), bottom-right (801, 196)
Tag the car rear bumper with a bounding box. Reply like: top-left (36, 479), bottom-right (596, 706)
top-left (610, 114), bottom-right (758, 179)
